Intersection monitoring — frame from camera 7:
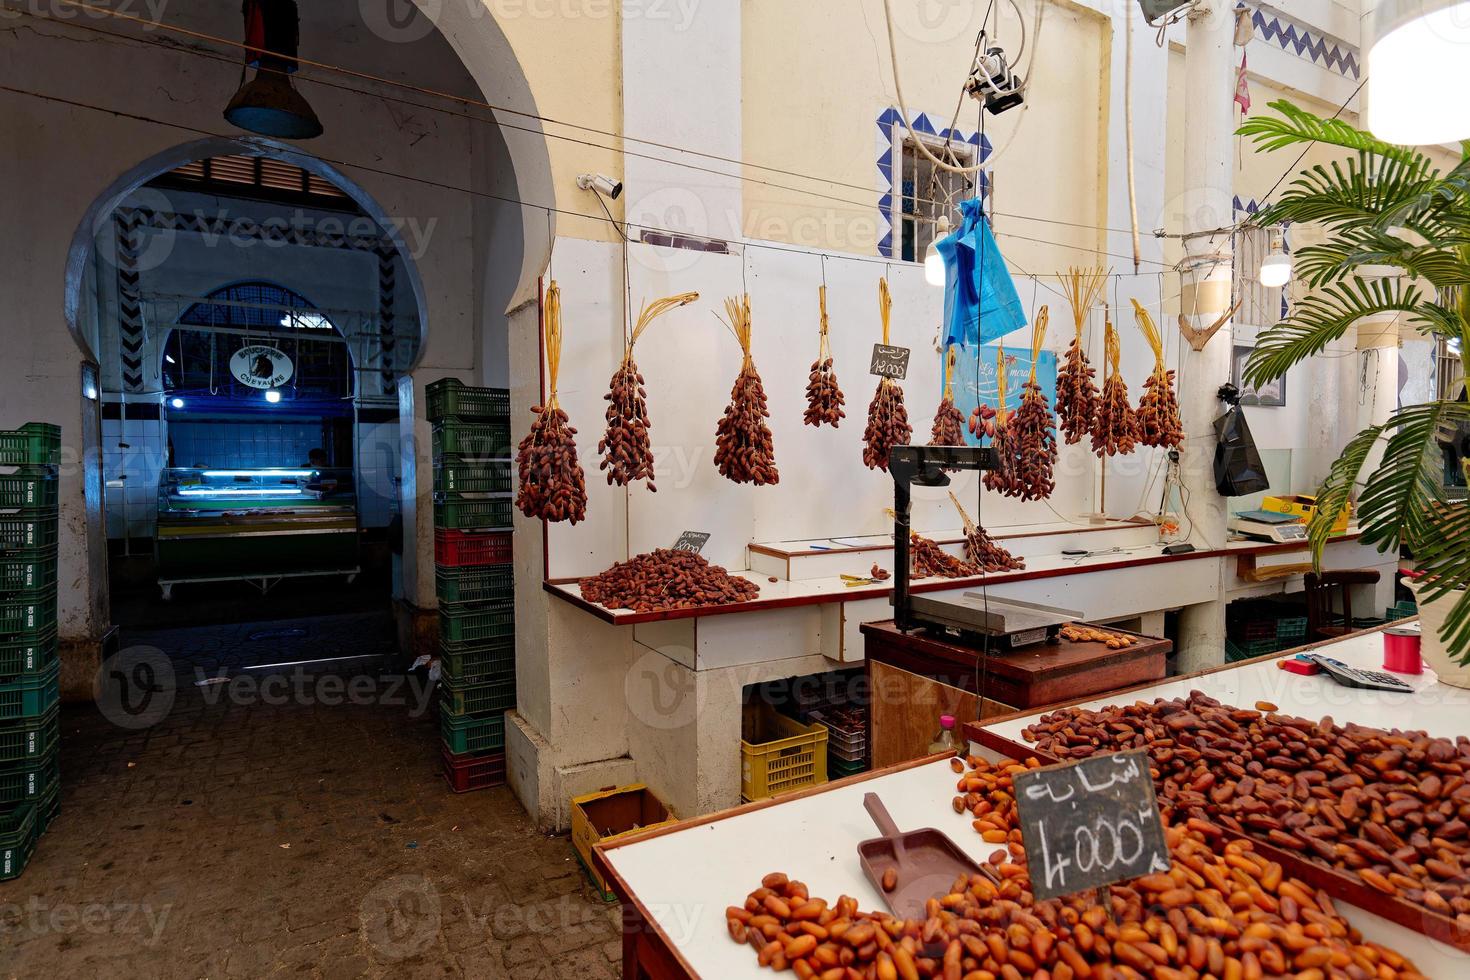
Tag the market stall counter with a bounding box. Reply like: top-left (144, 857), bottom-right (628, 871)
top-left (594, 622), bottom-right (1463, 979)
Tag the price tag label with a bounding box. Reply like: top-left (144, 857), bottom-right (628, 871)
top-left (1012, 749), bottom-right (1171, 901)
top-left (869, 344), bottom-right (911, 380)
top-left (671, 531), bottom-right (710, 554)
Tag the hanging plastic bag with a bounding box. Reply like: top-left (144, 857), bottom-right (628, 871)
top-left (935, 198), bottom-right (1027, 349)
top-left (1213, 384), bottom-right (1268, 496)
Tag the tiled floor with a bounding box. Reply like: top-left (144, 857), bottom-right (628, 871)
top-left (0, 613), bottom-right (622, 979)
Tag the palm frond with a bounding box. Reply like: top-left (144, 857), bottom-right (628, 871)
top-left (1252, 154), bottom-right (1441, 234)
top-left (1412, 503), bottom-right (1470, 660)
top-left (1238, 101), bottom-right (1430, 165)
top-left (1292, 232), bottom-right (1470, 289)
top-left (1307, 422), bottom-right (1385, 564)
top-left (1243, 278), bottom-right (1457, 386)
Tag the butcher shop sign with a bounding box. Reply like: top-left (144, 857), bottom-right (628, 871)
top-left (230, 345), bottom-right (294, 390)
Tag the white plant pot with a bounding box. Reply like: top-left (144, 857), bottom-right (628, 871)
top-left (1406, 579), bottom-right (1470, 689)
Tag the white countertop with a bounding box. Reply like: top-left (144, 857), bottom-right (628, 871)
top-left (600, 625), bottom-right (1470, 978)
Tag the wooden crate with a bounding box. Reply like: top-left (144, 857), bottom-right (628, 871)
top-left (572, 784), bottom-right (677, 900)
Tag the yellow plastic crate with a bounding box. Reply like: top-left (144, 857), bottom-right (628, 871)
top-left (1262, 494), bottom-right (1351, 534)
top-left (741, 707), bottom-right (828, 802)
top-left (572, 783), bottom-right (677, 901)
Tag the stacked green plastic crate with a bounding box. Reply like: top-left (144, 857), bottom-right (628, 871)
top-left (428, 381), bottom-right (515, 792)
top-left (0, 424), bottom-right (61, 879)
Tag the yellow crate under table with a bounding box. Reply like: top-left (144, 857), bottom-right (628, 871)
top-left (572, 783), bottom-right (677, 901)
top-left (740, 707), bottom-right (828, 802)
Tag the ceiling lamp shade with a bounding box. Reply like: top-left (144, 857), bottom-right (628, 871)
top-left (223, 0), bottom-right (322, 139)
top-left (1365, 0), bottom-right (1470, 144)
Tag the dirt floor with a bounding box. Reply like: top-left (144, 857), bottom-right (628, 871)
top-left (0, 613), bottom-right (622, 979)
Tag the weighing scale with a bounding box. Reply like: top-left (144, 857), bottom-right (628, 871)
top-left (887, 445), bottom-right (1081, 650)
top-left (1229, 508), bottom-right (1308, 543)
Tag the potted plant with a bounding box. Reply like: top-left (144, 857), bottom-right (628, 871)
top-left (1239, 100), bottom-right (1470, 684)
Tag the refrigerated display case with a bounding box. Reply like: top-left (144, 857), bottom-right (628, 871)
top-left (154, 467), bottom-right (359, 598)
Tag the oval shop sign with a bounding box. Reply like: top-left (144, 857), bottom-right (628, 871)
top-left (230, 344), bottom-right (295, 390)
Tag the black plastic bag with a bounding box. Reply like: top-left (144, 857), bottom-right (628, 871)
top-left (1214, 385), bottom-right (1268, 496)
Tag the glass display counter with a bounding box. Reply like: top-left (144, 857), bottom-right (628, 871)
top-left (154, 468), bottom-right (360, 598)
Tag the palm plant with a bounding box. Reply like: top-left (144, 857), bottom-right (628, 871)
top-left (1238, 100), bottom-right (1470, 662)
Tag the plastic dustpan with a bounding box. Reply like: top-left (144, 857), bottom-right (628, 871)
top-left (857, 792), bottom-right (984, 919)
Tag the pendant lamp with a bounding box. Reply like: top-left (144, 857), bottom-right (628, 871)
top-left (1364, 0), bottom-right (1470, 145)
top-left (223, 0), bottom-right (323, 140)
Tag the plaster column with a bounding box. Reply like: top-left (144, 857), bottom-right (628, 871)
top-left (1174, 2), bottom-right (1238, 673)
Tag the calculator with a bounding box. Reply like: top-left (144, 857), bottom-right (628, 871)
top-left (1307, 655), bottom-right (1416, 693)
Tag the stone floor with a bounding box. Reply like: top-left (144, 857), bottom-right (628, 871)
top-left (0, 613), bottom-right (622, 979)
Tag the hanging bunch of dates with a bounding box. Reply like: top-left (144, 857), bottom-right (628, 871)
top-left (861, 278), bottom-right (911, 471)
top-left (1056, 266), bottom-right (1106, 445)
top-left (803, 285), bottom-right (845, 427)
top-left (927, 345), bottom-right (965, 451)
top-left (981, 346), bottom-right (1022, 496)
top-left (515, 281), bottom-right (588, 524)
top-left (1007, 307), bottom-right (1058, 501)
top-left (1132, 298), bottom-right (1185, 449)
top-left (598, 291), bottom-right (699, 491)
top-left (1092, 308), bottom-right (1139, 458)
top-left (714, 294), bottom-right (780, 485)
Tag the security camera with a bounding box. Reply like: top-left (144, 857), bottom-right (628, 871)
top-left (576, 173), bottom-right (623, 200)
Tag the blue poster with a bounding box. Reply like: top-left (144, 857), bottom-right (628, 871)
top-left (949, 345), bottom-right (1057, 447)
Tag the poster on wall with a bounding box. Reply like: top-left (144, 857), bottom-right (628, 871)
top-left (950, 345), bottom-right (1058, 446)
top-left (1231, 345), bottom-right (1286, 407)
top-left (229, 345), bottom-right (295, 390)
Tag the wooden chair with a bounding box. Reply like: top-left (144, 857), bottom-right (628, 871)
top-left (1304, 570), bottom-right (1382, 641)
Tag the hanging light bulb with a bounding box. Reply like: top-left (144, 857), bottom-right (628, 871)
top-left (1365, 0), bottom-right (1470, 144)
top-left (264, 389), bottom-right (282, 404)
top-left (170, 397), bottom-right (185, 410)
top-left (1258, 230), bottom-right (1292, 289)
top-left (223, 0), bottom-right (322, 139)
top-left (925, 215), bottom-right (951, 287)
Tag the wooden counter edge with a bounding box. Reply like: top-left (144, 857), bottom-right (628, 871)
top-left (959, 617), bottom-right (1413, 738)
top-left (590, 753), bottom-right (959, 980)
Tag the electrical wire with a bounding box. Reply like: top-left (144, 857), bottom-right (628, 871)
top-left (1, 82), bottom-right (1175, 283)
top-left (15, 0), bottom-right (1137, 241)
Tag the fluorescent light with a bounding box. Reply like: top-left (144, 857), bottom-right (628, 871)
top-left (264, 389), bottom-right (282, 403)
top-left (175, 487), bottom-right (305, 496)
top-left (1259, 250), bottom-right (1292, 288)
top-left (1367, 0), bottom-right (1470, 144)
top-left (198, 470), bottom-right (315, 477)
top-left (924, 243), bottom-right (946, 286)
top-left (170, 397), bottom-right (185, 409)
top-left (164, 353), bottom-right (176, 364)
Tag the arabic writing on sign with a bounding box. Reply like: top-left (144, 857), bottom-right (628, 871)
top-left (1012, 749), bottom-right (1171, 902)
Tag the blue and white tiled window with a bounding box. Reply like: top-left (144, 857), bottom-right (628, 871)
top-left (876, 107), bottom-right (992, 260)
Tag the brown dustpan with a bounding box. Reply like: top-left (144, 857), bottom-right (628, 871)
top-left (857, 792), bottom-right (985, 919)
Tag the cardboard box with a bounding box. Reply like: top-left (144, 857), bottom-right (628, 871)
top-left (1261, 494), bottom-right (1351, 534)
top-left (572, 783), bottom-right (676, 901)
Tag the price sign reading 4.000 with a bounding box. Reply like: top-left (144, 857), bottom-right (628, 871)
top-left (1012, 748), bottom-right (1171, 902)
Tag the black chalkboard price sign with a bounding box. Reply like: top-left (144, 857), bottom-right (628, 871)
top-left (1012, 748), bottom-right (1171, 902)
top-left (671, 531), bottom-right (710, 554)
top-left (869, 344), bottom-right (911, 380)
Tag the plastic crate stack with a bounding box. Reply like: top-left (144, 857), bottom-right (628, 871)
top-left (428, 380), bottom-right (515, 793)
top-left (0, 423), bottom-right (61, 880)
top-left (809, 705), bottom-right (869, 779)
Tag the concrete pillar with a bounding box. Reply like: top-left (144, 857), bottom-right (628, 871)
top-left (1174, 1), bottom-right (1238, 673)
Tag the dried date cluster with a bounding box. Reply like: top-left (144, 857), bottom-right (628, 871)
top-left (805, 357), bottom-right (845, 427)
top-left (579, 548), bottom-right (759, 613)
top-left (963, 523), bottom-right (1024, 572)
top-left (715, 294), bottom-right (780, 485)
top-left (928, 397), bottom-right (965, 450)
top-left (598, 291), bottom-right (699, 490)
top-left (1093, 315), bottom-right (1138, 458)
top-left (1005, 381), bottom-right (1058, 501)
top-left (1056, 268), bottom-right (1107, 446)
top-left (731, 753), bottom-right (1424, 979)
top-left (1022, 690), bottom-right (1470, 930)
top-left (599, 356), bottom-right (656, 489)
top-left (804, 286), bottom-right (845, 428)
top-left (910, 532), bottom-right (982, 580)
top-left (514, 404), bottom-right (587, 524)
top-left (515, 281), bottom-right (587, 524)
top-left (1133, 299), bottom-right (1184, 449)
top-left (1136, 367), bottom-right (1185, 449)
top-left (862, 379), bottom-right (911, 472)
top-left (966, 404), bottom-right (996, 440)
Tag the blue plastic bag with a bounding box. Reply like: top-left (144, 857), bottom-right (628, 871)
top-left (935, 198), bottom-right (1028, 349)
